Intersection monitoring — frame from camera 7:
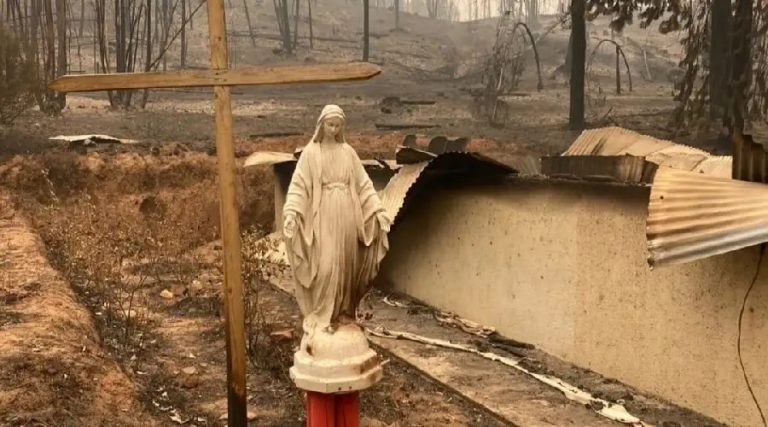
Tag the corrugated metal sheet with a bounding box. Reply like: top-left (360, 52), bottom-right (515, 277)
top-left (381, 151), bottom-right (518, 223)
top-left (564, 127), bottom-right (709, 157)
top-left (733, 132), bottom-right (768, 183)
top-left (561, 127), bottom-right (740, 177)
top-left (647, 166), bottom-right (768, 267)
top-left (542, 156), bottom-right (656, 184)
top-left (694, 156), bottom-right (732, 177)
top-left (243, 151), bottom-right (296, 167)
top-left (380, 163), bottom-right (430, 221)
top-left (504, 155), bottom-right (540, 176)
top-left (244, 150), bottom-right (397, 171)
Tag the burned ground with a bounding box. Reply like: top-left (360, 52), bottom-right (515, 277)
top-left (0, 1), bottom-right (729, 426)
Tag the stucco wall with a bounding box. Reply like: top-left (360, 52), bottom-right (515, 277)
top-left (377, 178), bottom-right (768, 427)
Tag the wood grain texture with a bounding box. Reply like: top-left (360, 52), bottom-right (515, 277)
top-left (206, 1), bottom-right (248, 425)
top-left (49, 62), bottom-right (382, 92)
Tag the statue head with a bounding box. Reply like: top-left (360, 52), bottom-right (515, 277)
top-left (312, 104), bottom-right (346, 144)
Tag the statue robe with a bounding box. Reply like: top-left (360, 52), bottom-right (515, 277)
top-left (283, 141), bottom-right (389, 334)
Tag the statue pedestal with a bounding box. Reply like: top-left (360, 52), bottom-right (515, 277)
top-left (291, 323), bottom-right (382, 427)
top-left (290, 323), bottom-right (383, 394)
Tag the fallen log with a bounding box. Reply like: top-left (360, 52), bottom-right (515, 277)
top-left (375, 123), bottom-right (439, 130)
top-left (249, 131), bottom-right (304, 139)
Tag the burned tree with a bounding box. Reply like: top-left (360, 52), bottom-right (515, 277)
top-left (243, 0), bottom-right (257, 48)
top-left (710, 0), bottom-right (731, 120)
top-left (483, 15), bottom-right (543, 124)
top-left (395, 0), bottom-right (400, 29)
top-left (363, 0), bottom-right (370, 61)
top-left (0, 24), bottom-right (39, 125)
top-left (570, 0), bottom-right (586, 130)
top-left (273, 0), bottom-right (292, 54)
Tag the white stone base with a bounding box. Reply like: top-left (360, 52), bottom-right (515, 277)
top-left (290, 323), bottom-right (383, 394)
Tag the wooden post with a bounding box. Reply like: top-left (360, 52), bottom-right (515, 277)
top-left (206, 0), bottom-right (248, 425)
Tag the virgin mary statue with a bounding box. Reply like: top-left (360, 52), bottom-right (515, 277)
top-left (283, 105), bottom-right (390, 345)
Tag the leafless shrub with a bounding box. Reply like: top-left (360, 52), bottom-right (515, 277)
top-left (481, 15), bottom-right (542, 123)
top-left (241, 226), bottom-right (294, 378)
top-left (0, 25), bottom-right (40, 126)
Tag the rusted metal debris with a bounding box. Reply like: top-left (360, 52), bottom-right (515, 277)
top-left (542, 155), bottom-right (656, 184)
top-left (50, 134), bottom-right (139, 145)
top-left (379, 162), bottom-right (430, 222)
top-left (732, 131), bottom-right (768, 183)
top-left (563, 127), bottom-right (768, 267)
top-left (647, 166), bottom-right (768, 267)
top-left (243, 149), bottom-right (397, 171)
top-left (243, 151), bottom-right (297, 167)
top-left (563, 127), bottom-right (732, 178)
top-left (382, 147), bottom-right (519, 223)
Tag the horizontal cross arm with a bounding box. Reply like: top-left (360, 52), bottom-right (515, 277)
top-left (49, 62), bottom-right (381, 93)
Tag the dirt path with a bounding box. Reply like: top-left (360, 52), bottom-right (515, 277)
top-left (0, 189), bottom-right (161, 427)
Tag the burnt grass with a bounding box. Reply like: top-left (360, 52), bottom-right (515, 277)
top-left (2, 148), bottom-right (509, 426)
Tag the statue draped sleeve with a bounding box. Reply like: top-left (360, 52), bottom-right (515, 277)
top-left (346, 145), bottom-right (390, 298)
top-left (283, 143), bottom-right (321, 290)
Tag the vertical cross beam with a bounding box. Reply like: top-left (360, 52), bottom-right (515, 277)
top-left (206, 1), bottom-right (247, 425)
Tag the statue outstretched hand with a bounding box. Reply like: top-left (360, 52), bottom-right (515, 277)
top-left (284, 213), bottom-right (297, 238)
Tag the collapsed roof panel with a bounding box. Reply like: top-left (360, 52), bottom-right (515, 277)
top-left (380, 163), bottom-right (430, 222)
top-left (541, 155), bottom-right (657, 184)
top-left (382, 147), bottom-right (520, 224)
top-left (563, 127), bottom-right (768, 268)
top-left (564, 127), bottom-right (709, 157)
top-left (647, 166), bottom-right (768, 267)
top-left (562, 127), bottom-right (734, 178)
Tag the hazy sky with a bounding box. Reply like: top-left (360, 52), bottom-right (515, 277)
top-left (453, 0), bottom-right (561, 21)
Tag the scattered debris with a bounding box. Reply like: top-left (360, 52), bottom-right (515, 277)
top-left (169, 409), bottom-right (188, 424)
top-left (375, 122), bottom-right (440, 130)
top-left (249, 131), bottom-right (304, 139)
top-left (368, 326), bottom-right (644, 426)
top-left (181, 366), bottom-right (198, 375)
top-left (434, 311), bottom-right (495, 338)
top-left (50, 134), bottom-right (139, 145)
top-left (269, 328), bottom-right (294, 341)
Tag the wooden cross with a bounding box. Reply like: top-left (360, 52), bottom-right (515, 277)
top-left (49, 1), bottom-right (380, 426)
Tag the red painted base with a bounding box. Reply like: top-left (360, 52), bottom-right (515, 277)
top-left (305, 391), bottom-right (360, 427)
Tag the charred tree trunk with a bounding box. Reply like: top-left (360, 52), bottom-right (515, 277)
top-left (181, 0), bottom-right (187, 67)
top-left (274, 0), bottom-right (292, 54)
top-left (55, 0), bottom-right (67, 109)
top-left (363, 0), bottom-right (370, 61)
top-left (395, 0), bottom-right (400, 29)
top-left (569, 0), bottom-right (586, 130)
top-left (710, 0), bottom-right (732, 121)
top-left (728, 0), bottom-right (752, 132)
top-left (94, 0), bottom-right (114, 105)
top-left (528, 0), bottom-right (538, 28)
top-left (307, 0), bottom-right (313, 48)
top-left (142, 0), bottom-right (153, 108)
top-left (293, 0), bottom-right (300, 49)
top-left (30, 0), bottom-right (43, 107)
top-left (243, 0), bottom-right (257, 47)
top-left (42, 0), bottom-right (58, 113)
top-left (161, 0), bottom-right (169, 70)
top-left (729, 0), bottom-right (753, 172)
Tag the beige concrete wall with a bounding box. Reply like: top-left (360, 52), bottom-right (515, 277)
top-left (377, 179), bottom-right (768, 427)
